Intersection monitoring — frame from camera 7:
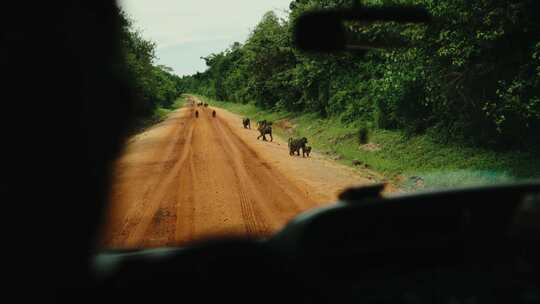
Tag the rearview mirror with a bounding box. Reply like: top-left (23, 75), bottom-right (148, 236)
top-left (293, 6), bottom-right (431, 53)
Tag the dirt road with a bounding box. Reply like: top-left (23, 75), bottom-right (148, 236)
top-left (101, 98), bottom-right (372, 248)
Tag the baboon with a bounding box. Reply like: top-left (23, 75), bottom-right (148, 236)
top-left (212, 110), bottom-right (216, 117)
top-left (288, 137), bottom-right (308, 157)
top-left (304, 145), bottom-right (312, 157)
top-left (242, 118), bottom-right (251, 129)
top-left (195, 110), bottom-right (199, 118)
top-left (257, 121), bottom-right (273, 141)
top-left (358, 126), bottom-right (369, 144)
top-left (204, 103), bottom-right (208, 107)
top-left (257, 120), bottom-right (272, 128)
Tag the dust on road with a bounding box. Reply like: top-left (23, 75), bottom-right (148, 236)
top-left (100, 98), bottom-right (372, 248)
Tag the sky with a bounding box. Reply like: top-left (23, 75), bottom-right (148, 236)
top-left (120, 0), bottom-right (292, 76)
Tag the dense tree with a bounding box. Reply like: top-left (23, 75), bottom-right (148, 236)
top-left (120, 11), bottom-right (182, 126)
top-left (179, 0), bottom-right (540, 148)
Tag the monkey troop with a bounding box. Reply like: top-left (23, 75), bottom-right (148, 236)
top-left (194, 110), bottom-right (310, 157)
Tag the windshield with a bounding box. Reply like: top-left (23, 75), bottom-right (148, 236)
top-left (99, 0), bottom-right (540, 249)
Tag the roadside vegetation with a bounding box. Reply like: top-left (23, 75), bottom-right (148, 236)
top-left (198, 95), bottom-right (540, 190)
top-left (134, 97), bottom-right (186, 133)
top-left (119, 11), bottom-right (183, 132)
top-left (180, 0), bottom-right (540, 189)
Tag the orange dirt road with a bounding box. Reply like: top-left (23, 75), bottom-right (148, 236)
top-left (101, 98), bottom-right (372, 248)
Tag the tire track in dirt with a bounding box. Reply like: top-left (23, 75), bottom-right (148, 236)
top-left (174, 149), bottom-right (196, 245)
top-left (102, 109), bottom-right (194, 247)
top-left (210, 119), bottom-right (271, 236)
top-left (103, 111), bottom-right (190, 246)
top-left (209, 116), bottom-right (307, 235)
top-left (101, 98), bottom-right (373, 248)
top-left (139, 121), bottom-right (196, 247)
top-left (221, 120), bottom-right (309, 208)
top-left (119, 113), bottom-right (195, 247)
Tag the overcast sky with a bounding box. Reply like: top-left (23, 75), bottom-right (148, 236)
top-left (120, 0), bottom-right (292, 76)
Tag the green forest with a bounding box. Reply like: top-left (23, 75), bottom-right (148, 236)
top-left (119, 11), bottom-right (183, 130)
top-left (118, 0), bottom-right (540, 188)
top-left (178, 0), bottom-right (540, 150)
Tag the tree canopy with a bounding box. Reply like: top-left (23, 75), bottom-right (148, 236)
top-left (120, 11), bottom-right (182, 125)
top-left (179, 0), bottom-right (540, 148)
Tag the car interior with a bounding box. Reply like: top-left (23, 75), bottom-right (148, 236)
top-left (2, 1), bottom-right (539, 303)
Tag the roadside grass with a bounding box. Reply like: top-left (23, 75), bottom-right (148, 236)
top-left (171, 96), bottom-right (187, 109)
top-left (131, 95), bottom-right (187, 134)
top-left (195, 94), bottom-right (540, 190)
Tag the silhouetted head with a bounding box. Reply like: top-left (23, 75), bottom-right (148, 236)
top-left (3, 0), bottom-right (135, 298)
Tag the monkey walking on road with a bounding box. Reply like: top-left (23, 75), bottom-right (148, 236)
top-left (303, 145), bottom-right (312, 157)
top-left (288, 137), bottom-right (308, 157)
top-left (212, 110), bottom-right (216, 117)
top-left (242, 118), bottom-right (251, 129)
top-left (257, 121), bottom-right (273, 142)
top-left (195, 110), bottom-right (199, 118)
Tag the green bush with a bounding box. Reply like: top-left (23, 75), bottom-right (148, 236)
top-left (178, 0), bottom-right (540, 150)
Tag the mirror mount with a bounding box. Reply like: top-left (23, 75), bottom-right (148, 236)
top-left (293, 6), bottom-right (431, 53)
